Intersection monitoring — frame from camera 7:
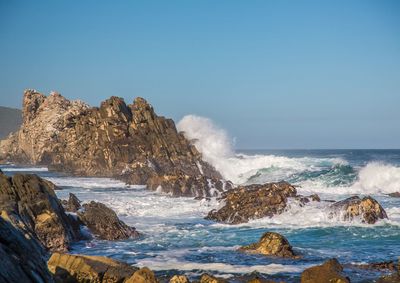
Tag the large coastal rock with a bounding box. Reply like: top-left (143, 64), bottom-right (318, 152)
top-left (330, 196), bottom-right (388, 224)
top-left (301, 258), bottom-right (349, 283)
top-left (48, 252), bottom-right (139, 283)
top-left (77, 201), bottom-right (139, 240)
top-left (0, 217), bottom-right (54, 283)
top-left (205, 182), bottom-right (297, 224)
top-left (0, 172), bottom-right (81, 252)
top-left (0, 90), bottom-right (230, 197)
top-left (239, 232), bottom-right (298, 258)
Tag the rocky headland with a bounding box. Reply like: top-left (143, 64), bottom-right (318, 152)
top-left (0, 90), bottom-right (231, 197)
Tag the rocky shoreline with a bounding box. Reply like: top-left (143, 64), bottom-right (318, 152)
top-left (0, 90), bottom-right (397, 282)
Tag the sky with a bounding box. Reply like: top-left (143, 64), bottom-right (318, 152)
top-left (0, 0), bottom-right (399, 149)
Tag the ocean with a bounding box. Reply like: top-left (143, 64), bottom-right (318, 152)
top-left (1, 149), bottom-right (400, 282)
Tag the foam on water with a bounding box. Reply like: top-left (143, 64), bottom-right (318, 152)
top-left (0, 166), bottom-right (49, 172)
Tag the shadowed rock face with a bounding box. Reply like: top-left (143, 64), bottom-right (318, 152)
top-left (0, 172), bottom-right (81, 252)
top-left (301, 258), bottom-right (349, 283)
top-left (0, 217), bottom-right (54, 283)
top-left (205, 182), bottom-right (297, 224)
top-left (239, 232), bottom-right (298, 258)
top-left (77, 201), bottom-right (139, 240)
top-left (330, 196), bottom-right (388, 224)
top-left (0, 90), bottom-right (229, 197)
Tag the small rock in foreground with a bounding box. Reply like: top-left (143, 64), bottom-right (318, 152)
top-left (301, 258), bottom-right (349, 283)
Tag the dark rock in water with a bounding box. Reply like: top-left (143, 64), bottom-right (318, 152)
top-left (48, 252), bottom-right (139, 283)
top-left (0, 172), bottom-right (82, 252)
top-left (378, 273), bottom-right (400, 283)
top-left (301, 258), bottom-right (350, 283)
top-left (329, 196), bottom-right (388, 224)
top-left (64, 192), bottom-right (81, 212)
top-left (0, 217), bottom-right (54, 283)
top-left (348, 260), bottom-right (396, 271)
top-left (295, 194), bottom-right (320, 206)
top-left (238, 231), bottom-right (298, 258)
top-left (0, 89), bottom-right (229, 197)
top-left (77, 201), bottom-right (139, 240)
top-left (388, 192), bottom-right (400, 198)
top-left (125, 267), bottom-right (158, 283)
top-left (199, 273), bottom-right (228, 283)
top-left (205, 182), bottom-right (297, 224)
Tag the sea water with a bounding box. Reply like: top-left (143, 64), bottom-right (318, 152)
top-left (1, 117), bottom-right (400, 282)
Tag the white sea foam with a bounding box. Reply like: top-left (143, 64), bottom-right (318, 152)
top-left (46, 176), bottom-right (144, 189)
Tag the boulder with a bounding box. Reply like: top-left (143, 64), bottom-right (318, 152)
top-left (0, 172), bottom-right (81, 252)
top-left (199, 274), bottom-right (228, 283)
top-left (206, 182), bottom-right (297, 224)
top-left (64, 193), bottom-right (81, 212)
top-left (77, 201), bottom-right (139, 240)
top-left (125, 267), bottom-right (158, 283)
top-left (239, 232), bottom-right (298, 258)
top-left (47, 252), bottom-right (138, 283)
top-left (0, 90), bottom-right (229, 197)
top-left (170, 275), bottom-right (190, 283)
top-left (301, 259), bottom-right (349, 283)
top-left (0, 217), bottom-right (54, 283)
top-left (330, 196), bottom-right (388, 224)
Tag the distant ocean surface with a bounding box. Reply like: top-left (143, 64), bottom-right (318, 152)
top-left (2, 149), bottom-right (400, 282)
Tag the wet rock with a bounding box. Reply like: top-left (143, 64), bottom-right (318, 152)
top-left (239, 232), bottom-right (298, 258)
top-left (301, 258), bottom-right (350, 283)
top-left (295, 194), bottom-right (320, 206)
top-left (0, 90), bottom-right (228, 197)
top-left (77, 201), bottom-right (139, 240)
top-left (377, 273), bottom-right (400, 283)
top-left (205, 182), bottom-right (297, 224)
top-left (0, 172), bottom-right (81, 251)
top-left (348, 260), bottom-right (396, 271)
top-left (0, 217), bottom-right (54, 283)
top-left (170, 275), bottom-right (190, 283)
top-left (330, 196), bottom-right (388, 224)
top-left (47, 252), bottom-right (138, 283)
top-left (125, 267), bottom-right (158, 283)
top-left (199, 273), bottom-right (228, 283)
top-left (388, 192), bottom-right (400, 198)
top-left (64, 193), bottom-right (81, 212)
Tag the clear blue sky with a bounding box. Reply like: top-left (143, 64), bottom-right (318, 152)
top-left (1, 0), bottom-right (399, 149)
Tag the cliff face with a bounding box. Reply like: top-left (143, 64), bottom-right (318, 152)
top-left (0, 89), bottom-right (230, 197)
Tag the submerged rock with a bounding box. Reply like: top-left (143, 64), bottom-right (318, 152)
top-left (0, 90), bottom-right (228, 197)
top-left (0, 217), bottom-right (54, 283)
top-left (0, 172), bottom-right (81, 252)
top-left (239, 232), bottom-right (298, 258)
top-left (330, 196), bottom-right (388, 224)
top-left (301, 258), bottom-right (349, 283)
top-left (77, 201), bottom-right (139, 240)
top-left (205, 182), bottom-right (297, 224)
top-left (48, 252), bottom-right (138, 282)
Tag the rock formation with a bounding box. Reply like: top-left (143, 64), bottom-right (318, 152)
top-left (0, 90), bottom-right (230, 197)
top-left (205, 182), bottom-right (297, 224)
top-left (199, 274), bottom-right (228, 283)
top-left (0, 217), bottom-right (54, 283)
top-left (0, 172), bottom-right (81, 252)
top-left (125, 267), bottom-right (158, 283)
top-left (330, 196), bottom-right (388, 224)
top-left (301, 258), bottom-right (349, 283)
top-left (47, 252), bottom-right (139, 282)
top-left (77, 201), bottom-right (139, 240)
top-left (61, 193), bottom-right (81, 212)
top-left (239, 232), bottom-right (298, 258)
top-left (170, 275), bottom-right (190, 283)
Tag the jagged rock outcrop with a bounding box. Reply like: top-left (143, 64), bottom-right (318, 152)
top-left (48, 252), bottom-right (139, 283)
top-left (77, 201), bottom-right (139, 240)
top-left (0, 217), bottom-right (54, 283)
top-left (0, 172), bottom-right (81, 252)
top-left (205, 182), bottom-right (297, 224)
top-left (330, 196), bottom-right (388, 224)
top-left (170, 275), bottom-right (190, 283)
top-left (199, 274), bottom-right (228, 283)
top-left (301, 259), bottom-right (349, 283)
top-left (62, 193), bottom-right (82, 212)
top-left (0, 90), bottom-right (230, 197)
top-left (239, 232), bottom-right (298, 258)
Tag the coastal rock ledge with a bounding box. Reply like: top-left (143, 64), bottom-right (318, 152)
top-left (0, 89), bottom-right (231, 197)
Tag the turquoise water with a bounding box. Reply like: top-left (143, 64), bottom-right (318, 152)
top-left (2, 149), bottom-right (400, 282)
